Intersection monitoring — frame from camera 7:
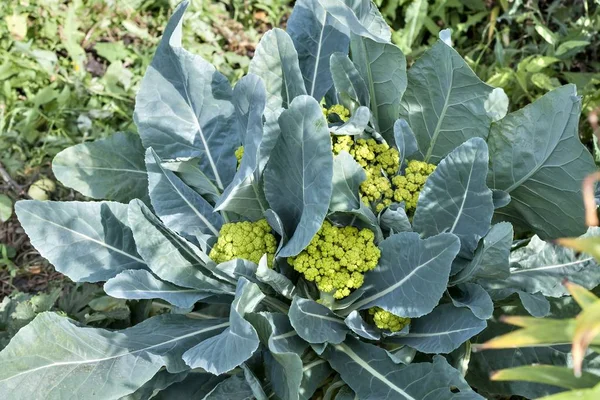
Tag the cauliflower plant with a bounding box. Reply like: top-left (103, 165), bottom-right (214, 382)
top-left (288, 221), bottom-right (380, 299)
top-left (369, 307), bottom-right (411, 332)
top-left (209, 219), bottom-right (277, 266)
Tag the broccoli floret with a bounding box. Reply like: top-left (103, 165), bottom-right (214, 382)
top-left (324, 104), bottom-right (351, 122)
top-left (209, 219), bottom-right (277, 266)
top-left (391, 160), bottom-right (436, 211)
top-left (368, 307), bottom-right (410, 332)
top-left (235, 146), bottom-right (244, 169)
top-left (288, 221), bottom-right (380, 299)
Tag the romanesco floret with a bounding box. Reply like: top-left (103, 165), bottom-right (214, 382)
top-left (324, 104), bottom-right (351, 122)
top-left (391, 160), bottom-right (436, 211)
top-left (368, 307), bottom-right (410, 332)
top-left (209, 219), bottom-right (277, 266)
top-left (288, 221), bottom-right (380, 299)
top-left (235, 146), bottom-right (244, 169)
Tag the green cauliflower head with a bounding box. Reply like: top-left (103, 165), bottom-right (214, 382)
top-left (209, 219), bottom-right (277, 266)
top-left (288, 221), bottom-right (380, 299)
top-left (369, 307), bottom-right (411, 332)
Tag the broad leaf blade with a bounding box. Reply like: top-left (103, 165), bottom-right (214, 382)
top-left (134, 2), bottom-right (237, 190)
top-left (289, 297), bottom-right (349, 344)
top-left (264, 95), bottom-right (333, 257)
top-left (449, 283), bottom-right (494, 320)
top-left (128, 199), bottom-right (231, 293)
top-left (330, 52), bottom-right (370, 107)
top-left (182, 278), bottom-right (263, 374)
top-left (52, 132), bottom-right (149, 204)
top-left (399, 40), bottom-right (493, 163)
top-left (389, 304), bottom-right (486, 354)
top-left (0, 313), bottom-right (228, 399)
top-left (15, 200), bottom-right (145, 282)
top-left (287, 0), bottom-right (349, 100)
top-left (323, 337), bottom-right (483, 400)
top-left (248, 29), bottom-right (307, 113)
top-left (104, 270), bottom-right (212, 308)
top-left (344, 232), bottom-right (460, 318)
top-left (215, 74), bottom-right (269, 220)
top-left (487, 84), bottom-right (596, 239)
top-left (146, 148), bottom-right (223, 237)
top-left (414, 138), bottom-right (494, 258)
top-left (350, 35), bottom-right (406, 143)
top-left (330, 151), bottom-right (366, 212)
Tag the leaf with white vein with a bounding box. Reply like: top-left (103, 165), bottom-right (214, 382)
top-left (104, 270), bottom-right (212, 308)
top-left (487, 84), bottom-right (596, 239)
top-left (182, 278), bottom-right (263, 374)
top-left (264, 95), bottom-right (333, 257)
top-left (322, 337), bottom-right (484, 400)
top-left (289, 297), bottom-right (349, 344)
top-left (249, 29), bottom-right (307, 113)
top-left (341, 232), bottom-right (459, 318)
top-left (413, 138), bottom-right (494, 258)
top-left (134, 2), bottom-right (238, 190)
top-left (128, 199), bottom-right (232, 293)
top-left (146, 148), bottom-right (223, 238)
top-left (399, 40), bottom-right (493, 163)
top-left (287, 0), bottom-right (349, 100)
top-left (52, 132), bottom-right (149, 204)
top-left (389, 304), bottom-right (486, 353)
top-left (330, 52), bottom-right (369, 107)
top-left (15, 200), bottom-right (145, 282)
top-left (0, 313), bottom-right (228, 400)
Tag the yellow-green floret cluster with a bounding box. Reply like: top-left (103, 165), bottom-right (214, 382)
top-left (391, 160), bottom-right (436, 211)
top-left (332, 136), bottom-right (400, 212)
top-left (235, 146), bottom-right (244, 168)
top-left (288, 221), bottom-right (380, 299)
top-left (323, 104), bottom-right (350, 122)
top-left (209, 219), bottom-right (277, 266)
top-left (369, 307), bottom-right (411, 332)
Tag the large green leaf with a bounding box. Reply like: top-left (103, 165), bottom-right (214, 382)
top-left (289, 297), bottom-right (349, 344)
top-left (204, 373), bottom-right (255, 400)
top-left (0, 313), bottom-right (228, 399)
top-left (249, 312), bottom-right (307, 400)
top-left (182, 279), bottom-right (263, 374)
top-left (413, 138), bottom-right (494, 258)
top-left (287, 0), bottom-right (349, 101)
top-left (399, 40), bottom-right (493, 163)
top-left (134, 2), bottom-right (237, 191)
top-left (104, 270), bottom-right (212, 308)
top-left (350, 35), bottom-right (406, 143)
top-left (481, 230), bottom-right (600, 298)
top-left (487, 84), bottom-right (596, 239)
top-left (330, 151), bottom-right (366, 212)
top-left (52, 132), bottom-right (149, 204)
top-left (215, 75), bottom-right (269, 220)
top-left (15, 200), bottom-right (145, 282)
top-left (451, 222), bottom-right (513, 284)
top-left (248, 29), bottom-right (307, 113)
top-left (341, 232), bottom-right (459, 318)
top-left (264, 95), bottom-right (333, 257)
top-left (150, 372), bottom-right (226, 399)
top-left (318, 0), bottom-right (391, 43)
top-left (323, 337), bottom-right (483, 399)
top-left (146, 148), bottom-right (223, 237)
top-left (449, 283), bottom-right (494, 320)
top-left (127, 199), bottom-right (232, 293)
top-left (330, 52), bottom-right (370, 107)
top-left (389, 304), bottom-right (486, 353)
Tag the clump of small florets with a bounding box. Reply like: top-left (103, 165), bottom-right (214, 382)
top-left (235, 146), bottom-right (244, 169)
top-left (331, 136), bottom-right (400, 212)
top-left (368, 307), bottom-right (410, 332)
top-left (288, 221), bottom-right (380, 299)
top-left (324, 104), bottom-right (350, 122)
top-left (209, 219), bottom-right (277, 266)
top-left (391, 160), bottom-right (436, 211)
